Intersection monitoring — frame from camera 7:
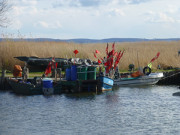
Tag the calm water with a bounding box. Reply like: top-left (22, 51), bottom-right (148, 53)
top-left (0, 85), bottom-right (180, 135)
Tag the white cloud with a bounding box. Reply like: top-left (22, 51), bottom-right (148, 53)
top-left (113, 8), bottom-right (125, 16)
top-left (29, 7), bottom-right (38, 15)
top-left (35, 21), bottom-right (62, 29)
top-left (110, 0), bottom-right (120, 5)
top-left (109, 8), bottom-right (125, 16)
top-left (52, 0), bottom-right (81, 8)
top-left (159, 12), bottom-right (175, 23)
top-left (12, 6), bottom-right (25, 16)
top-left (55, 22), bottom-right (62, 28)
top-left (37, 21), bottom-right (49, 28)
top-left (21, 0), bottom-right (37, 6)
top-left (145, 11), bottom-right (155, 16)
top-left (4, 0), bottom-right (180, 39)
top-left (167, 5), bottom-right (179, 14)
top-left (52, 0), bottom-right (152, 8)
top-left (123, 0), bottom-right (151, 4)
top-left (10, 20), bottom-right (22, 30)
top-left (177, 20), bottom-right (180, 23)
top-left (145, 12), bottom-right (175, 23)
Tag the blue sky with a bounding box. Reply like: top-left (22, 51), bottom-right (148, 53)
top-left (1, 0), bottom-right (180, 39)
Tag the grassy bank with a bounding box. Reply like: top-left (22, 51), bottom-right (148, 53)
top-left (0, 39), bottom-right (180, 71)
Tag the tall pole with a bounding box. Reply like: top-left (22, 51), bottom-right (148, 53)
top-left (137, 51), bottom-right (140, 69)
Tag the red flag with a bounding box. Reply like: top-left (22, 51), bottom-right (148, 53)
top-left (95, 50), bottom-right (100, 54)
top-left (45, 62), bottom-right (52, 76)
top-left (114, 52), bottom-right (118, 57)
top-left (51, 57), bottom-right (58, 69)
top-left (45, 58), bottom-right (58, 76)
top-left (108, 50), bottom-right (114, 57)
top-left (106, 59), bottom-right (113, 74)
top-left (52, 57), bottom-right (55, 62)
top-left (98, 59), bottom-right (102, 64)
top-left (94, 52), bottom-right (97, 58)
top-left (104, 62), bottom-right (108, 66)
top-left (110, 57), bottom-right (114, 68)
top-left (105, 47), bottom-right (114, 74)
top-left (157, 52), bottom-right (160, 57)
top-left (73, 49), bottom-right (79, 57)
top-left (150, 52), bottom-right (160, 63)
top-left (112, 43), bottom-right (115, 56)
top-left (105, 56), bottom-right (114, 74)
top-left (52, 62), bottom-right (58, 69)
top-left (114, 50), bottom-right (124, 70)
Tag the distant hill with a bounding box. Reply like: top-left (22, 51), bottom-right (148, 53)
top-left (0, 38), bottom-right (180, 43)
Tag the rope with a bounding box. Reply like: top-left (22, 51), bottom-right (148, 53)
top-left (160, 71), bottom-right (180, 80)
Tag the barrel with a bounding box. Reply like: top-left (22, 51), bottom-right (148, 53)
top-left (66, 68), bottom-right (71, 81)
top-left (77, 66), bottom-right (87, 80)
top-left (71, 65), bottom-right (77, 81)
top-left (42, 78), bottom-right (54, 95)
top-left (88, 66), bottom-right (96, 80)
top-left (42, 78), bottom-right (53, 88)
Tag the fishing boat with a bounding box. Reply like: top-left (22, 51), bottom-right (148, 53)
top-left (113, 51), bottom-right (164, 86)
top-left (8, 78), bottom-right (62, 95)
top-left (14, 56), bottom-right (97, 71)
top-left (114, 72), bottom-right (164, 86)
top-left (97, 76), bottom-right (114, 91)
top-left (8, 78), bottom-right (43, 95)
top-left (92, 42), bottom-right (125, 91)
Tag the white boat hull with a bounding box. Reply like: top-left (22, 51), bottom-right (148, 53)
top-left (114, 73), bottom-right (163, 86)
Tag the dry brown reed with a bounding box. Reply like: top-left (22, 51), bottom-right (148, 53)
top-left (0, 39), bottom-right (180, 71)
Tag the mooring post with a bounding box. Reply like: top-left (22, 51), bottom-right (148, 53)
top-left (59, 68), bottom-right (62, 81)
top-left (96, 85), bottom-right (97, 94)
top-left (2, 69), bottom-right (6, 78)
top-left (78, 80), bottom-right (81, 92)
top-left (0, 69), bottom-right (6, 90)
top-left (22, 62), bottom-right (29, 82)
top-left (55, 68), bottom-right (57, 82)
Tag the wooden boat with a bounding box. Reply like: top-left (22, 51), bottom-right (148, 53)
top-left (14, 56), bottom-right (98, 71)
top-left (114, 73), bottom-right (163, 86)
top-left (8, 78), bottom-right (62, 95)
top-left (97, 76), bottom-right (114, 91)
top-left (8, 79), bottom-right (43, 95)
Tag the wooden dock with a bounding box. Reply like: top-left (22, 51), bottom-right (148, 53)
top-left (0, 77), bottom-right (11, 90)
top-left (1, 70), bottom-right (180, 95)
top-left (1, 77), bottom-right (103, 95)
top-left (60, 80), bottom-right (100, 93)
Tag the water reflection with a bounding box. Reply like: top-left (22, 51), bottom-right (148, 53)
top-left (105, 91), bottom-right (119, 104)
top-left (64, 92), bottom-right (96, 100)
top-left (1, 85), bottom-right (180, 135)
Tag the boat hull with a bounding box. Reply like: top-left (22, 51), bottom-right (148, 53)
top-left (98, 76), bottom-right (114, 91)
top-left (8, 79), bottom-right (62, 95)
top-left (114, 73), bottom-right (163, 86)
top-left (8, 79), bottom-right (43, 95)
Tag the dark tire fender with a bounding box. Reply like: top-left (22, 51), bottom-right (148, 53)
top-left (143, 66), bottom-right (151, 75)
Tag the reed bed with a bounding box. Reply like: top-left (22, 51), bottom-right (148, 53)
top-left (0, 39), bottom-right (180, 71)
